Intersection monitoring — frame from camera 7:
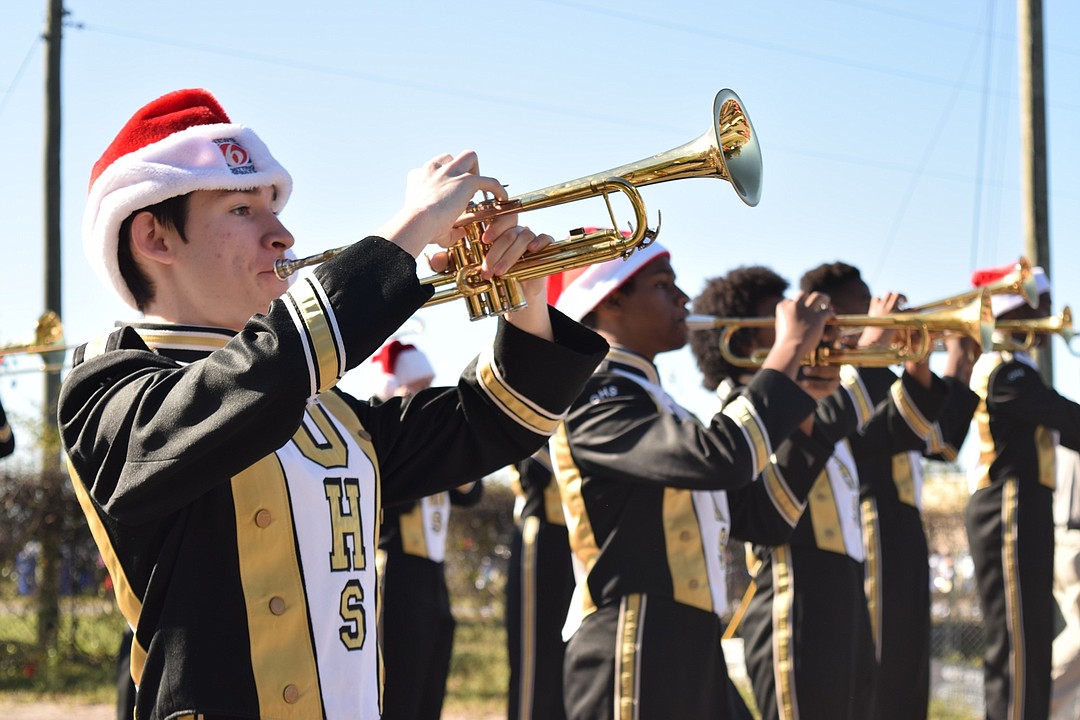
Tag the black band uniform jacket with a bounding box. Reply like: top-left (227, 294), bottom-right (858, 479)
top-left (59, 237), bottom-right (607, 720)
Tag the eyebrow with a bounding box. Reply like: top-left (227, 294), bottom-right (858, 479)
top-left (213, 186), bottom-right (277, 201)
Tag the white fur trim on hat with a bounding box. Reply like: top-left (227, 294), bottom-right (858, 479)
top-left (390, 347), bottom-right (435, 388)
top-left (369, 342), bottom-right (435, 400)
top-left (83, 122), bottom-right (292, 309)
top-left (554, 242), bottom-right (670, 322)
top-left (990, 266), bottom-right (1051, 317)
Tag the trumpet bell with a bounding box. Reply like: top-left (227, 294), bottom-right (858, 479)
top-left (597, 88), bottom-right (762, 207)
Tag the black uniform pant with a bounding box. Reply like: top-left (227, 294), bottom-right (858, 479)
top-left (742, 544), bottom-right (876, 720)
top-left (966, 478), bottom-right (1054, 720)
top-left (116, 627), bottom-right (136, 720)
top-left (506, 516), bottom-right (574, 720)
top-left (380, 552), bottom-right (455, 720)
top-left (563, 593), bottom-right (752, 720)
top-left (863, 497), bottom-right (931, 720)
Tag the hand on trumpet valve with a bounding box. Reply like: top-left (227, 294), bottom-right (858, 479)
top-left (857, 292), bottom-right (907, 348)
top-left (781, 291), bottom-right (834, 352)
top-left (380, 150), bottom-right (510, 257)
top-left (760, 292), bottom-right (834, 380)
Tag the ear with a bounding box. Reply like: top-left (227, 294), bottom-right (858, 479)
top-left (599, 291), bottom-right (624, 313)
top-left (129, 212), bottom-right (178, 267)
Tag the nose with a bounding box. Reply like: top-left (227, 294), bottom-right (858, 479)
top-left (266, 213), bottom-right (295, 251)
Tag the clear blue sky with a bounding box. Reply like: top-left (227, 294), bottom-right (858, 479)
top-left (1, 0), bottom-right (1078, 463)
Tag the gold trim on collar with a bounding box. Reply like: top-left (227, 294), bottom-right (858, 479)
top-left (606, 346), bottom-right (661, 385)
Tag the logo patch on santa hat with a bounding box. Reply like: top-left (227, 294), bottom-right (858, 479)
top-left (214, 138), bottom-right (256, 175)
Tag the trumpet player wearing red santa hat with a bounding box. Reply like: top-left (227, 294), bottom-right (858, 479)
top-left (59, 87), bottom-right (607, 720)
top-left (965, 261), bottom-right (1080, 720)
top-left (546, 238), bottom-right (841, 720)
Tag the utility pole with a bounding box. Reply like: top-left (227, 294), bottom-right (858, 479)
top-left (38, 0), bottom-right (65, 662)
top-left (1017, 0), bottom-right (1052, 384)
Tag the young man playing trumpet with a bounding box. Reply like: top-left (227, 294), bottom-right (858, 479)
top-left (549, 246), bottom-right (835, 719)
top-left (59, 88), bottom-right (607, 720)
top-left (800, 261), bottom-right (979, 720)
top-left (691, 265), bottom-right (949, 720)
top-left (965, 263), bottom-right (1080, 720)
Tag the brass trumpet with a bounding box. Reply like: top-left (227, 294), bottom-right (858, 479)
top-left (905, 257), bottom-right (1039, 316)
top-left (687, 290), bottom-right (994, 368)
top-left (0, 311), bottom-right (68, 359)
top-left (276, 89), bottom-right (762, 321)
top-left (995, 306), bottom-right (1078, 354)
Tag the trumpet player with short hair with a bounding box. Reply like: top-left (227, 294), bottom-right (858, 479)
top-left (965, 263), bottom-right (1080, 720)
top-left (58, 88), bottom-right (609, 720)
top-left (800, 261), bottom-right (979, 720)
top-left (548, 247), bottom-right (838, 720)
top-left (691, 265), bottom-right (949, 720)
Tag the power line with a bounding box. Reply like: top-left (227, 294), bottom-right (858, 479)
top-left (866, 3), bottom-right (989, 284)
top-left (77, 23), bottom-right (681, 137)
top-left (0, 36), bottom-right (42, 121)
top-left (970, 0), bottom-right (999, 270)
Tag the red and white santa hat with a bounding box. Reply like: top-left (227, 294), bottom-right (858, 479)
top-left (971, 261), bottom-right (1050, 317)
top-left (549, 232), bottom-right (669, 322)
top-left (369, 340), bottom-right (435, 401)
top-left (83, 88), bottom-right (293, 309)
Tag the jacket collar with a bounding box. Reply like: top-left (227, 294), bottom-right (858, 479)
top-left (603, 345), bottom-right (661, 386)
top-left (123, 320), bottom-right (234, 363)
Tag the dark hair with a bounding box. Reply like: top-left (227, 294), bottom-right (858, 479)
top-left (117, 193), bottom-right (191, 311)
top-left (800, 261), bottom-right (861, 296)
top-left (690, 265), bottom-right (788, 390)
top-left (578, 274), bottom-right (638, 330)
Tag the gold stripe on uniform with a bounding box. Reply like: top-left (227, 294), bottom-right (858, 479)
top-left (861, 497), bottom-right (883, 660)
top-left (543, 478), bottom-right (567, 526)
top-left (399, 504), bottom-right (429, 558)
top-left (721, 395), bottom-right (770, 476)
top-left (924, 422), bottom-right (945, 456)
top-left (551, 424), bottom-right (599, 621)
top-left (615, 594), bottom-right (645, 720)
top-left (286, 277), bottom-right (343, 394)
top-left (807, 472), bottom-right (846, 555)
top-left (891, 453), bottom-right (917, 507)
top-left (477, 353), bottom-right (562, 436)
top-left (841, 365), bottom-right (873, 429)
top-left (772, 546), bottom-right (799, 720)
top-left (1002, 477), bottom-right (1027, 720)
top-left (66, 457), bottom-right (145, 682)
top-left (762, 462), bottom-right (804, 527)
top-left (607, 348), bottom-right (661, 385)
top-left (1036, 426), bottom-right (1057, 490)
top-left (971, 357), bottom-right (999, 490)
top-left (232, 453), bottom-right (323, 718)
top-left (663, 488), bottom-right (712, 612)
top-left (133, 330), bottom-right (230, 352)
top-left (890, 380), bottom-right (933, 440)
